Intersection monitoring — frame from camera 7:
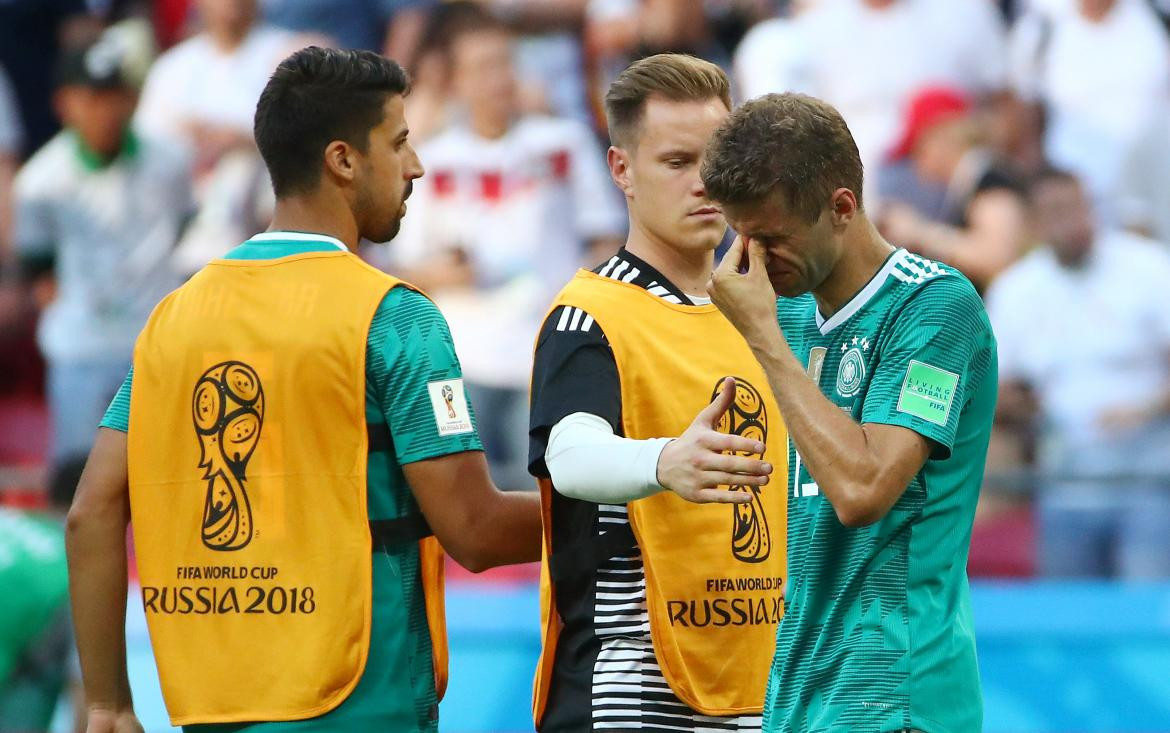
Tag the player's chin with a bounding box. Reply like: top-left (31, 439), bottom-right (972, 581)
top-left (371, 218), bottom-right (402, 245)
top-left (687, 225), bottom-right (726, 250)
top-left (694, 217), bottom-right (727, 238)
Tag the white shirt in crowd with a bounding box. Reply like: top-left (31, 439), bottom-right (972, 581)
top-left (1118, 109), bottom-right (1170, 245)
top-left (734, 0), bottom-right (1007, 194)
top-left (389, 115), bottom-right (625, 389)
top-left (1009, 0), bottom-right (1170, 225)
top-left (13, 131), bottom-right (193, 363)
top-left (134, 25), bottom-right (300, 146)
top-left (985, 230), bottom-right (1170, 449)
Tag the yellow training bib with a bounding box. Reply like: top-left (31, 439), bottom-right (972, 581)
top-left (533, 271), bottom-right (788, 722)
top-left (128, 251), bottom-right (447, 725)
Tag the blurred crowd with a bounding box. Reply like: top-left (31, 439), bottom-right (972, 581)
top-left (1, 0), bottom-right (1170, 585)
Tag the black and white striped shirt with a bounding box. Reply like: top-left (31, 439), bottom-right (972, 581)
top-left (528, 249), bottom-right (761, 732)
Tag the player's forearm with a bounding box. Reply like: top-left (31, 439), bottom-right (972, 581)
top-left (475, 490), bottom-right (542, 569)
top-left (546, 412), bottom-right (667, 503)
top-left (746, 325), bottom-right (889, 518)
top-left (65, 504), bottom-right (133, 713)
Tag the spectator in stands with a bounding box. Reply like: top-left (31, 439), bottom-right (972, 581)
top-left (484, 0), bottom-right (593, 125)
top-left (0, 66), bottom-right (42, 403)
top-left (986, 168), bottom-right (1170, 579)
top-left (586, 0), bottom-right (726, 123)
top-left (1009, 0), bottom-right (1170, 226)
top-left (13, 34), bottom-right (192, 475)
top-left (734, 0), bottom-right (1008, 201)
top-left (135, 0), bottom-right (300, 172)
top-left (262, 0), bottom-right (433, 62)
top-left (403, 2), bottom-right (495, 145)
top-left (733, 0), bottom-right (815, 102)
top-left (0, 67), bottom-right (20, 259)
top-left (587, 0), bottom-right (722, 62)
top-left (388, 14), bottom-right (625, 490)
top-left (1117, 106), bottom-right (1170, 246)
top-left (135, 0), bottom-right (308, 271)
top-left (0, 0), bottom-right (99, 158)
top-left (878, 86), bottom-right (1029, 290)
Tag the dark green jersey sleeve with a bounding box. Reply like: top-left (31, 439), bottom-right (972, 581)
top-left (367, 287), bottom-right (483, 465)
top-left (99, 367), bottom-right (134, 432)
top-left (860, 275), bottom-right (993, 459)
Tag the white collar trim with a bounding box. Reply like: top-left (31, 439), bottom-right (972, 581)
top-left (248, 231), bottom-right (348, 252)
top-left (815, 249), bottom-right (905, 335)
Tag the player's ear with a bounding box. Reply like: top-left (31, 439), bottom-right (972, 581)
top-left (323, 139), bottom-right (357, 184)
top-left (608, 146), bottom-right (633, 197)
top-left (829, 188), bottom-right (858, 229)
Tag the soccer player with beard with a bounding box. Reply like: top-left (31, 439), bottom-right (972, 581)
top-left (705, 93), bottom-right (995, 733)
top-left (66, 47), bottom-right (540, 733)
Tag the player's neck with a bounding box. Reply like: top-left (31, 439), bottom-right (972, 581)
top-left (269, 195), bottom-right (361, 253)
top-left (624, 225), bottom-right (714, 297)
top-left (812, 217), bottom-right (896, 319)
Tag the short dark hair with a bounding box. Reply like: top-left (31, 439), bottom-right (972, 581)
top-left (443, 1), bottom-right (509, 52)
top-left (413, 0), bottom-right (496, 74)
top-left (604, 54), bottom-right (731, 148)
top-left (254, 47), bottom-right (409, 198)
top-left (702, 93), bottom-right (864, 223)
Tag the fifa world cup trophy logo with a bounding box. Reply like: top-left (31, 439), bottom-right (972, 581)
top-left (710, 377), bottom-right (771, 563)
top-left (441, 384), bottom-right (457, 418)
top-left (192, 361), bottom-right (264, 551)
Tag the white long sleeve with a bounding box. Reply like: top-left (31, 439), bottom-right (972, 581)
top-left (545, 412), bottom-right (670, 503)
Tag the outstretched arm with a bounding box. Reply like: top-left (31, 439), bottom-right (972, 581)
top-left (544, 378), bottom-right (769, 506)
top-left (405, 453), bottom-right (541, 572)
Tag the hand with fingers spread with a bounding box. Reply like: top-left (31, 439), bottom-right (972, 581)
top-left (655, 377), bottom-right (773, 503)
top-left (707, 236), bottom-right (782, 344)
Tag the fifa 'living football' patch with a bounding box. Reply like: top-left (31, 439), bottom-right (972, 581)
top-left (897, 360), bottom-right (958, 426)
top-left (427, 379), bottom-right (474, 436)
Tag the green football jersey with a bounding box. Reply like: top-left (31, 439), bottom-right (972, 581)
top-left (763, 250), bottom-right (997, 733)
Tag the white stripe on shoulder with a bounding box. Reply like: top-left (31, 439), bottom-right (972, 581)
top-left (894, 252), bottom-right (948, 285)
top-left (598, 256), bottom-right (620, 278)
top-left (554, 307), bottom-right (597, 333)
top-left (620, 266), bottom-right (640, 283)
top-left (555, 306), bottom-right (572, 331)
top-left (609, 260), bottom-right (631, 281)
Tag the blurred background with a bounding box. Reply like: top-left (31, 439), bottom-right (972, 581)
top-left (1, 0), bottom-right (1169, 731)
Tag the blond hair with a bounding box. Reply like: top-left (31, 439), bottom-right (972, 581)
top-left (604, 54), bottom-right (731, 148)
